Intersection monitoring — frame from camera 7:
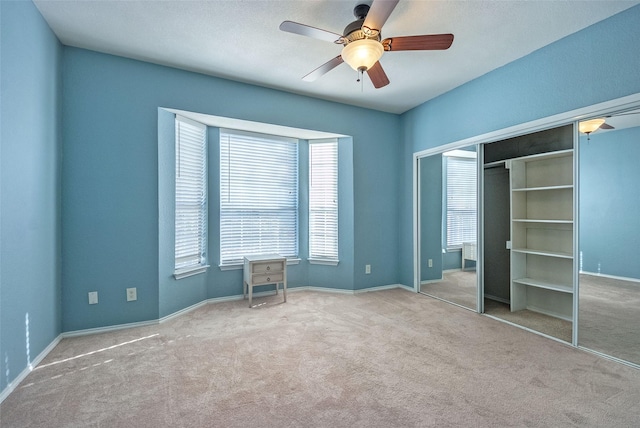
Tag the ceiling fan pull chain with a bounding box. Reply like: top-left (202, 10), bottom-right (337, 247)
top-left (357, 68), bottom-right (364, 92)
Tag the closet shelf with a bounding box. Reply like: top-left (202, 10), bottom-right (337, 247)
top-left (512, 184), bottom-right (573, 192)
top-left (512, 219), bottom-right (573, 224)
top-left (512, 277), bottom-right (573, 294)
top-left (511, 247), bottom-right (573, 259)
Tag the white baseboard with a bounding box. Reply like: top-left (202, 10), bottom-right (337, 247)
top-left (355, 283), bottom-right (411, 294)
top-left (580, 271), bottom-right (640, 284)
top-left (62, 319), bottom-right (159, 338)
top-left (0, 334), bottom-right (62, 404)
top-left (420, 278), bottom-right (444, 285)
top-left (159, 300), bottom-right (210, 324)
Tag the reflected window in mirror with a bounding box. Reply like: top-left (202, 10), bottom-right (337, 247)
top-left (418, 146), bottom-right (478, 311)
top-left (444, 150), bottom-right (477, 251)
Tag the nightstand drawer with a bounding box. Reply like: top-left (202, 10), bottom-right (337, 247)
top-left (252, 261), bottom-right (284, 274)
top-left (252, 272), bottom-right (284, 285)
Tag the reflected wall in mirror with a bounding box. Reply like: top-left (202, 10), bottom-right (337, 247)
top-left (578, 109), bottom-right (640, 365)
top-left (419, 146), bottom-right (477, 310)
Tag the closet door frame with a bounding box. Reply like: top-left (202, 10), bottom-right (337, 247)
top-left (413, 92), bottom-right (640, 345)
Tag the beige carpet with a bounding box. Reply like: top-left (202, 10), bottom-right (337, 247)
top-left (420, 270), bottom-right (477, 310)
top-left (579, 273), bottom-right (640, 365)
top-left (2, 289), bottom-right (640, 427)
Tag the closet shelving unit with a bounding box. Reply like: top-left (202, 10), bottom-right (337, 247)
top-left (508, 149), bottom-right (574, 320)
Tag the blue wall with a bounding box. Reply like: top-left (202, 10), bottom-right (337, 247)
top-left (61, 47), bottom-right (400, 331)
top-left (579, 126), bottom-right (640, 279)
top-left (0, 0), bottom-right (62, 393)
top-left (399, 5), bottom-right (640, 286)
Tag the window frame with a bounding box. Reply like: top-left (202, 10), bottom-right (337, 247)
top-left (443, 149), bottom-right (477, 250)
top-left (219, 129), bottom-right (299, 268)
top-left (308, 139), bottom-right (339, 265)
top-left (174, 116), bottom-right (209, 279)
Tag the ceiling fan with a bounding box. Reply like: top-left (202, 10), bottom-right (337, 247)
top-left (279, 0), bottom-right (454, 89)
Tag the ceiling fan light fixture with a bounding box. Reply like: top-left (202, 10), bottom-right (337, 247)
top-left (341, 39), bottom-right (384, 71)
top-left (579, 118), bottom-right (606, 134)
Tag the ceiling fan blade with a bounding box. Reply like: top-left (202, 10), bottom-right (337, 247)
top-left (362, 0), bottom-right (399, 35)
top-left (599, 123), bottom-right (615, 130)
top-left (279, 21), bottom-right (343, 44)
top-left (382, 34), bottom-right (454, 51)
top-left (367, 61), bottom-right (390, 89)
top-left (302, 56), bottom-right (344, 82)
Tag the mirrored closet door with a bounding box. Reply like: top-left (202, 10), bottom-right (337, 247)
top-left (418, 146), bottom-right (478, 311)
top-left (578, 109), bottom-right (640, 365)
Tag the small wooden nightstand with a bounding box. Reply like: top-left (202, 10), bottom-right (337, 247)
top-left (243, 254), bottom-right (287, 307)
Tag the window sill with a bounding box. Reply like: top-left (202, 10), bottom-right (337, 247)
top-left (219, 258), bottom-right (301, 271)
top-left (174, 265), bottom-right (209, 280)
top-left (308, 259), bottom-right (339, 266)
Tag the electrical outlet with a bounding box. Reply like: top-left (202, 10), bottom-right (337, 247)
top-left (88, 291), bottom-right (98, 305)
top-left (428, 259), bottom-right (433, 268)
top-left (365, 264), bottom-right (371, 274)
top-left (126, 287), bottom-right (137, 302)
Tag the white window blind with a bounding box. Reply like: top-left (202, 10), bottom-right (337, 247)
top-left (309, 140), bottom-right (338, 262)
top-left (175, 116), bottom-right (208, 273)
top-left (445, 151), bottom-right (477, 248)
top-left (220, 130), bottom-right (298, 266)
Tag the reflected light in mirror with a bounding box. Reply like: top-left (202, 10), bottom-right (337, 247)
top-left (579, 118), bottom-right (606, 134)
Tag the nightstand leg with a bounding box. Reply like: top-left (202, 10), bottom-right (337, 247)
top-left (283, 280), bottom-right (287, 303)
top-left (248, 284), bottom-right (253, 308)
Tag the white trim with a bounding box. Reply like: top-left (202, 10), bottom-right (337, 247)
top-left (477, 145), bottom-right (485, 314)
top-left (220, 127), bottom-right (298, 145)
top-left (420, 278), bottom-right (444, 285)
top-left (174, 265), bottom-right (209, 280)
top-left (301, 286), bottom-right (354, 295)
top-left (578, 347), bottom-right (640, 371)
top-left (0, 335), bottom-right (62, 404)
top-left (413, 154), bottom-right (420, 292)
top-left (308, 259), bottom-right (339, 266)
top-left (159, 300), bottom-right (209, 324)
top-left (573, 131), bottom-right (580, 346)
top-left (175, 114), bottom-right (206, 130)
top-left (167, 108), bottom-right (347, 141)
top-left (354, 283), bottom-right (413, 294)
top-left (62, 319), bottom-right (159, 338)
top-left (580, 271), bottom-right (640, 284)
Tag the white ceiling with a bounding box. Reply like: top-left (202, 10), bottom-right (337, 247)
top-left (34, 0), bottom-right (639, 114)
